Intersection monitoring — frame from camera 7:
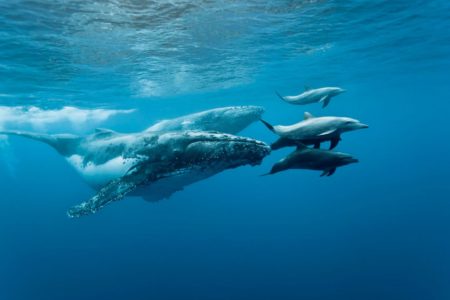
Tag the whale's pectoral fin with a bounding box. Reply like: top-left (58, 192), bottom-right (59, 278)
top-left (67, 176), bottom-right (139, 218)
top-left (320, 95), bottom-right (331, 108)
top-left (67, 162), bottom-right (172, 218)
top-left (329, 136), bottom-right (341, 150)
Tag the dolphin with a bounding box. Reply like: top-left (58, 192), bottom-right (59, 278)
top-left (276, 86), bottom-right (345, 108)
top-left (265, 144), bottom-right (358, 177)
top-left (260, 112), bottom-right (368, 150)
top-left (146, 106), bottom-right (265, 134)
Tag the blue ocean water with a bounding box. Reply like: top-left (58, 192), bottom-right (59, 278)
top-left (1, 1), bottom-right (450, 299)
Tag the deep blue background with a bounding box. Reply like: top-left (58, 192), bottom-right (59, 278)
top-left (1, 1), bottom-right (450, 299)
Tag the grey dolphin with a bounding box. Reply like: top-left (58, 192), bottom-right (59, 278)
top-left (260, 112), bottom-right (368, 150)
top-left (276, 86), bottom-right (345, 108)
top-left (265, 144), bottom-right (358, 177)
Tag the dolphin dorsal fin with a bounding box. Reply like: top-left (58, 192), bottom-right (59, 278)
top-left (304, 112), bottom-right (314, 120)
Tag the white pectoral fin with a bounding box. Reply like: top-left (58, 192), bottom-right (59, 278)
top-left (67, 162), bottom-right (172, 218)
top-left (67, 176), bottom-right (139, 218)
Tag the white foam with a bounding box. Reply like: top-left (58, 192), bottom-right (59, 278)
top-left (0, 106), bottom-right (135, 131)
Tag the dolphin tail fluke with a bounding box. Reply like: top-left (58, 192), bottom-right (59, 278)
top-left (0, 130), bottom-right (80, 155)
top-left (259, 119), bottom-right (275, 133)
top-left (275, 91), bottom-right (287, 102)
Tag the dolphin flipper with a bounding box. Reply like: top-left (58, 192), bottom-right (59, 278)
top-left (329, 136), bottom-right (341, 150)
top-left (320, 168), bottom-right (336, 177)
top-left (320, 95), bottom-right (331, 108)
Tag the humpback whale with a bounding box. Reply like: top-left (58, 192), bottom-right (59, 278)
top-left (2, 129), bottom-right (270, 217)
top-left (67, 131), bottom-right (270, 217)
top-left (265, 144), bottom-right (358, 177)
top-left (276, 86), bottom-right (345, 108)
top-left (146, 106), bottom-right (264, 134)
top-left (260, 112), bottom-right (368, 150)
top-left (0, 106), bottom-right (269, 217)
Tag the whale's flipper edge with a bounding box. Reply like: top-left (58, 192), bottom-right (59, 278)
top-left (67, 162), bottom-right (174, 218)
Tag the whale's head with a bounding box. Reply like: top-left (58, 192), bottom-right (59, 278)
top-left (337, 117), bottom-right (369, 133)
top-left (181, 131), bottom-right (270, 169)
top-left (136, 131), bottom-right (270, 171)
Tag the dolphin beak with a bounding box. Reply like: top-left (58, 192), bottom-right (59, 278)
top-left (360, 123), bottom-right (369, 129)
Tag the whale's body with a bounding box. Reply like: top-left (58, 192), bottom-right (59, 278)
top-left (66, 130), bottom-right (270, 217)
top-left (146, 106), bottom-right (264, 134)
top-left (2, 106), bottom-right (264, 187)
top-left (276, 87), bottom-right (345, 108)
top-left (1, 106), bottom-right (269, 216)
top-left (261, 112), bottom-right (368, 150)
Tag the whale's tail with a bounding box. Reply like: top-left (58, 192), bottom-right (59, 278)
top-left (0, 130), bottom-right (80, 155)
top-left (259, 119), bottom-right (275, 133)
